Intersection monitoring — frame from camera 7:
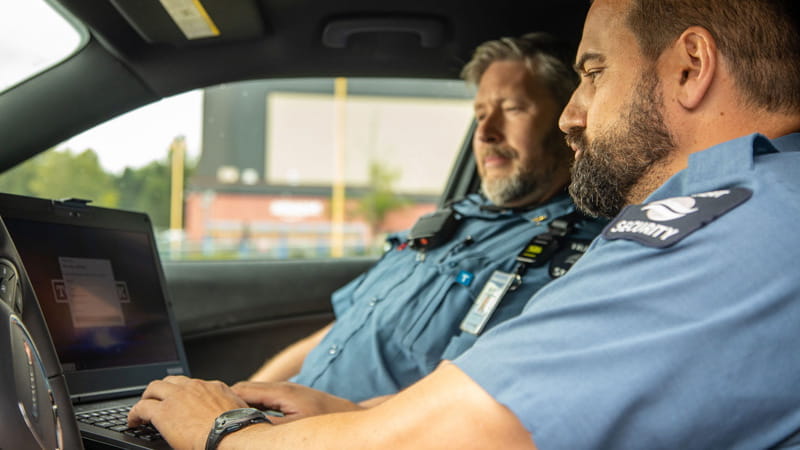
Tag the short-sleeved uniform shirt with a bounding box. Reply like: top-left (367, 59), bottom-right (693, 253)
top-left (293, 193), bottom-right (605, 402)
top-left (455, 133), bottom-right (800, 449)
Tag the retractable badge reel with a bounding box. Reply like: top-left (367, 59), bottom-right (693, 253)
top-left (460, 212), bottom-right (585, 335)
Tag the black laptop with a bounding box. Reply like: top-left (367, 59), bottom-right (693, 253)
top-left (0, 194), bottom-right (190, 449)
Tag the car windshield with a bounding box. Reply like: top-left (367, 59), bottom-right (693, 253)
top-left (0, 0), bottom-right (84, 92)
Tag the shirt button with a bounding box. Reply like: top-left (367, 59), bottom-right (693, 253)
top-left (328, 344), bottom-right (339, 355)
top-left (368, 296), bottom-right (378, 307)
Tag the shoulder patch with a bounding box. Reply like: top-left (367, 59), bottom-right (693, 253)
top-left (602, 187), bottom-right (752, 248)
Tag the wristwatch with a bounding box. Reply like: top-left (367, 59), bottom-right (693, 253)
top-left (205, 407), bottom-right (271, 450)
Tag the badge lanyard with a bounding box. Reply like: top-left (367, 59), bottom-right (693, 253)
top-left (459, 211), bottom-right (586, 335)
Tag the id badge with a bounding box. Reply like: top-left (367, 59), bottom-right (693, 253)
top-left (459, 270), bottom-right (516, 335)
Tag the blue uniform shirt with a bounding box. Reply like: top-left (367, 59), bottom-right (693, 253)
top-left (293, 193), bottom-right (605, 402)
top-left (455, 133), bottom-right (800, 449)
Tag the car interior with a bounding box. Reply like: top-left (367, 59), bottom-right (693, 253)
top-left (0, 0), bottom-right (590, 447)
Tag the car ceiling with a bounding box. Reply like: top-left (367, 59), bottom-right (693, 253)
top-left (0, 0), bottom-right (589, 171)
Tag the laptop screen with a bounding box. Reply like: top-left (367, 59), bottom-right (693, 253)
top-left (0, 195), bottom-right (189, 401)
top-left (4, 218), bottom-right (179, 372)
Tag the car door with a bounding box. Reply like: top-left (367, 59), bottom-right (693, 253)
top-left (164, 108), bottom-right (478, 384)
top-left (165, 123), bottom-right (478, 384)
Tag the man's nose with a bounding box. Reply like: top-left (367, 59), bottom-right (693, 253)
top-left (559, 91), bottom-right (586, 133)
top-left (476, 111), bottom-right (503, 143)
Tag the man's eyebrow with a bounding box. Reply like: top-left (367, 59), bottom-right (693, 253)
top-left (573, 52), bottom-right (605, 73)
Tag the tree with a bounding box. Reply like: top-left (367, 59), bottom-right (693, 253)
top-left (31, 149), bottom-right (119, 206)
top-left (0, 143), bottom-right (196, 232)
top-left (117, 144), bottom-right (195, 230)
top-left (0, 148), bottom-right (119, 206)
top-left (0, 154), bottom-right (40, 196)
top-left (117, 161), bottom-right (171, 228)
top-left (356, 161), bottom-right (409, 243)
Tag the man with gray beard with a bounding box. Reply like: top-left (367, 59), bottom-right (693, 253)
top-left (244, 32), bottom-right (605, 403)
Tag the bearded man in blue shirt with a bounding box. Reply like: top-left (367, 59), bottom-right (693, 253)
top-left (130, 1), bottom-right (800, 448)
top-left (247, 32), bottom-right (604, 403)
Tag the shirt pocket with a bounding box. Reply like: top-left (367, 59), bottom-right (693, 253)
top-left (440, 331), bottom-right (478, 362)
top-left (394, 254), bottom-right (492, 365)
top-left (335, 243), bottom-right (418, 315)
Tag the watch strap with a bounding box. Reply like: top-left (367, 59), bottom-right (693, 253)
top-left (205, 408), bottom-right (271, 450)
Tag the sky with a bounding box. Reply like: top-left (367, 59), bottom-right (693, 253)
top-left (1, 0), bottom-right (81, 92)
top-left (58, 92), bottom-right (203, 173)
top-left (2, 0), bottom-right (203, 173)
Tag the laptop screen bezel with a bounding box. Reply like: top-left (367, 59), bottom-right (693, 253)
top-left (0, 193), bottom-right (191, 402)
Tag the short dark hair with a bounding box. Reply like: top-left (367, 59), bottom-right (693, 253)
top-left (460, 32), bottom-right (578, 110)
top-left (626, 0), bottom-right (800, 113)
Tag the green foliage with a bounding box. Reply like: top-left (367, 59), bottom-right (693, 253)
top-left (357, 161), bottom-right (409, 233)
top-left (29, 149), bottom-right (119, 206)
top-left (0, 146), bottom-right (195, 230)
top-left (0, 149), bottom-right (118, 205)
top-left (0, 156), bottom-right (38, 197)
top-left (117, 161), bottom-right (171, 228)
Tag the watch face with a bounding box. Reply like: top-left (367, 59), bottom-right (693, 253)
top-left (208, 408), bottom-right (268, 450)
top-left (217, 408), bottom-right (265, 428)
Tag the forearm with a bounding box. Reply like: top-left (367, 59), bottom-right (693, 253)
top-left (232, 381), bottom-right (365, 424)
top-left (222, 363), bottom-right (536, 450)
top-left (357, 394), bottom-right (394, 408)
top-left (249, 322), bottom-right (334, 382)
top-left (219, 410), bottom-right (380, 450)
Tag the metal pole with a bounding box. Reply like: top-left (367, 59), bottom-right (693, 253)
top-left (330, 78), bottom-right (347, 257)
top-left (169, 135), bottom-right (186, 257)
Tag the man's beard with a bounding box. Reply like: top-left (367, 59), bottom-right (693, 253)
top-left (566, 72), bottom-right (677, 218)
top-left (481, 170), bottom-right (538, 206)
top-left (481, 130), bottom-right (568, 207)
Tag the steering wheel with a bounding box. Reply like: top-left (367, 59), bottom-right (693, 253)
top-left (0, 224), bottom-right (82, 449)
top-left (0, 299), bottom-right (63, 448)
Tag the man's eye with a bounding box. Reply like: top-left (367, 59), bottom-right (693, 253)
top-left (583, 69), bottom-right (602, 81)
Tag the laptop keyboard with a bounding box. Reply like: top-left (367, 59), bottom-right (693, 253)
top-left (76, 405), bottom-right (164, 442)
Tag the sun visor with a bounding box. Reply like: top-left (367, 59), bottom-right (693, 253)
top-left (109, 0), bottom-right (266, 45)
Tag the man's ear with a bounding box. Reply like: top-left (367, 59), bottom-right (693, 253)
top-left (670, 26), bottom-right (717, 110)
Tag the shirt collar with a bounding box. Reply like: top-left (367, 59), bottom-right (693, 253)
top-left (647, 133), bottom-right (799, 201)
top-left (454, 192), bottom-right (574, 222)
top-left (768, 132), bottom-right (800, 154)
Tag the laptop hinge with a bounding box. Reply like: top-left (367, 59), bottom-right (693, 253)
top-left (72, 385), bottom-right (146, 404)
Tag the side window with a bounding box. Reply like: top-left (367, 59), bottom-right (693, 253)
top-left (1, 0), bottom-right (85, 93)
top-left (0, 78), bottom-right (474, 260)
